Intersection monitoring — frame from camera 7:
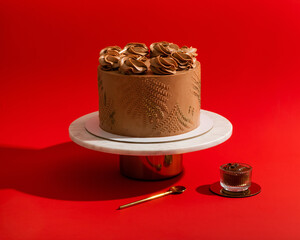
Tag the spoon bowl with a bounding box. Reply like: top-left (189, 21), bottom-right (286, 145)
top-left (170, 186), bottom-right (186, 194)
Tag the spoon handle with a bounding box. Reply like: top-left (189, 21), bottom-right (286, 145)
top-left (118, 190), bottom-right (172, 210)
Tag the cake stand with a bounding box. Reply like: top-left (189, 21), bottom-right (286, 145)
top-left (69, 110), bottom-right (232, 180)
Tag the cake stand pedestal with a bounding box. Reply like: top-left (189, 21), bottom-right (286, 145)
top-left (69, 110), bottom-right (232, 180)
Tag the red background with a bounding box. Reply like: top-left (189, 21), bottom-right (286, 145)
top-left (1, 0), bottom-right (300, 239)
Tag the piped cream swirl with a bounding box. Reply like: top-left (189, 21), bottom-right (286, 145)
top-left (171, 52), bottom-right (196, 70)
top-left (99, 52), bottom-right (120, 71)
top-left (179, 46), bottom-right (198, 58)
top-left (150, 56), bottom-right (178, 75)
top-left (150, 41), bottom-right (179, 57)
top-left (119, 55), bottom-right (148, 75)
top-left (100, 46), bottom-right (122, 56)
top-left (122, 43), bottom-right (149, 56)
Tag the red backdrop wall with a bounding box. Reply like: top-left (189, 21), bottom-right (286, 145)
top-left (1, 0), bottom-right (300, 239)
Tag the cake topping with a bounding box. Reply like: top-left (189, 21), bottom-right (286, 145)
top-left (99, 51), bottom-right (120, 71)
top-left (99, 42), bottom-right (198, 74)
top-left (180, 46), bottom-right (198, 58)
top-left (150, 56), bottom-right (178, 75)
top-left (122, 43), bottom-right (149, 57)
top-left (222, 163), bottom-right (251, 172)
top-left (119, 55), bottom-right (148, 75)
top-left (171, 52), bottom-right (196, 71)
top-left (100, 46), bottom-right (122, 56)
top-left (150, 41), bottom-right (179, 57)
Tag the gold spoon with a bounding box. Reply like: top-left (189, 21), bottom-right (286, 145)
top-left (117, 186), bottom-right (186, 210)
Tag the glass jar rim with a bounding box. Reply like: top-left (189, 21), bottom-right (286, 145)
top-left (220, 162), bottom-right (252, 173)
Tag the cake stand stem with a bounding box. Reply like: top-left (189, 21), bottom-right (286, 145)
top-left (119, 154), bottom-right (183, 180)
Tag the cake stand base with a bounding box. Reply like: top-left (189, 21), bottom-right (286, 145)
top-left (119, 154), bottom-right (183, 180)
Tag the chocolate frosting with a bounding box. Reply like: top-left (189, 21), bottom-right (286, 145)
top-left (119, 55), bottom-right (148, 75)
top-left (98, 42), bottom-right (198, 75)
top-left (100, 46), bottom-right (122, 56)
top-left (150, 56), bottom-right (178, 75)
top-left (150, 41), bottom-right (179, 57)
top-left (171, 52), bottom-right (196, 70)
top-left (223, 163), bottom-right (251, 172)
top-left (180, 46), bottom-right (198, 57)
top-left (99, 51), bottom-right (120, 71)
top-left (122, 42), bottom-right (149, 56)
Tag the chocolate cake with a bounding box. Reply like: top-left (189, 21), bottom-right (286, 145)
top-left (97, 41), bottom-right (201, 137)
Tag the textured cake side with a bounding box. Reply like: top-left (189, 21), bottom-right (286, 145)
top-left (97, 62), bottom-right (201, 137)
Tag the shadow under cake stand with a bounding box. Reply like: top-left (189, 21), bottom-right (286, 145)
top-left (69, 110), bottom-right (232, 180)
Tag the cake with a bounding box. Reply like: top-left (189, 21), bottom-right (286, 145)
top-left (97, 41), bottom-right (201, 137)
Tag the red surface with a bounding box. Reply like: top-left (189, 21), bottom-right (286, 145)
top-left (1, 0), bottom-right (300, 239)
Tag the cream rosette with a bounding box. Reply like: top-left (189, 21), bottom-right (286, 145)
top-left (100, 46), bottom-right (122, 56)
top-left (150, 56), bottom-right (178, 75)
top-left (119, 55), bottom-right (148, 75)
top-left (99, 52), bottom-right (120, 71)
top-left (179, 46), bottom-right (198, 58)
top-left (171, 51), bottom-right (196, 70)
top-left (122, 43), bottom-right (149, 57)
top-left (150, 41), bottom-right (179, 57)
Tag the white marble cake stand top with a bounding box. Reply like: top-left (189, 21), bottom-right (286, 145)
top-left (85, 111), bottom-right (213, 143)
top-left (69, 110), bottom-right (232, 156)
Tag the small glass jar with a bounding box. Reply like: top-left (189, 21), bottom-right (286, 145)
top-left (220, 163), bottom-right (252, 192)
